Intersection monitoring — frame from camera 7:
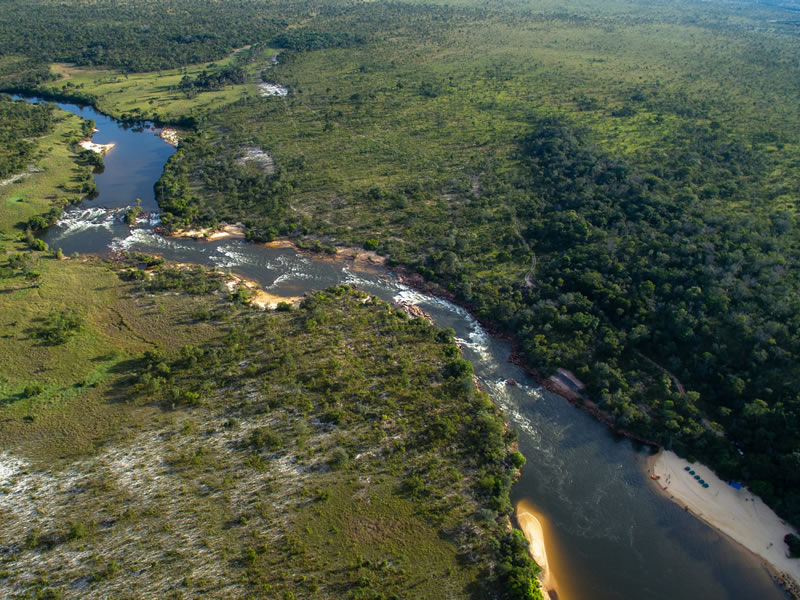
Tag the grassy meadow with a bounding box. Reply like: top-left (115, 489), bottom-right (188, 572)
top-left (39, 45), bottom-right (282, 123)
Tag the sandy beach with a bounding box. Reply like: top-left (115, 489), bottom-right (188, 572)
top-left (171, 223), bottom-right (246, 241)
top-left (225, 274), bottom-right (302, 309)
top-left (158, 127), bottom-right (182, 147)
top-left (516, 499), bottom-right (556, 596)
top-left (649, 449), bottom-right (800, 594)
top-left (79, 140), bottom-right (115, 154)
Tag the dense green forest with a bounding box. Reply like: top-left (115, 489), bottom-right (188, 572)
top-left (2, 0), bottom-right (800, 546)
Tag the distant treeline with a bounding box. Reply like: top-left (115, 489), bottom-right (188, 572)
top-left (272, 31), bottom-right (365, 52)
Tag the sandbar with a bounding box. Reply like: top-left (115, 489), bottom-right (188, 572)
top-left (649, 449), bottom-right (800, 593)
top-left (516, 499), bottom-right (554, 594)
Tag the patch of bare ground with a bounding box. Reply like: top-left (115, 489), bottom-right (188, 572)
top-left (0, 405), bottom-right (332, 599)
top-left (236, 146), bottom-right (274, 174)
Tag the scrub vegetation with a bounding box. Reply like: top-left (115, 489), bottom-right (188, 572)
top-left (0, 277), bottom-right (536, 599)
top-left (37, 0), bottom-right (799, 528)
top-left (0, 95), bottom-right (541, 598)
top-left (2, 0), bottom-right (800, 592)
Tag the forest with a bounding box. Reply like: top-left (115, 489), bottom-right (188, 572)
top-left (1, 0), bottom-right (800, 570)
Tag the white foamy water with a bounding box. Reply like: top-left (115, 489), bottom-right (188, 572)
top-left (267, 254), bottom-right (314, 287)
top-left (482, 378), bottom-right (544, 442)
top-left (392, 284), bottom-right (493, 363)
top-left (258, 82), bottom-right (289, 97)
top-left (111, 228), bottom-right (198, 253)
top-left (211, 244), bottom-right (255, 268)
top-left (54, 207), bottom-right (122, 235)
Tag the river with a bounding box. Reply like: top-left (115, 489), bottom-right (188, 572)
top-left (17, 96), bottom-right (788, 600)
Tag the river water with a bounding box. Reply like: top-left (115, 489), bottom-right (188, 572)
top-left (18, 96), bottom-right (788, 600)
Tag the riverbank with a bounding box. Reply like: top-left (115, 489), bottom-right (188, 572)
top-left (158, 127), bottom-right (182, 146)
top-left (79, 139), bottom-right (115, 154)
top-left (516, 501), bottom-right (552, 592)
top-left (169, 223), bottom-right (246, 241)
top-left (225, 272), bottom-right (303, 309)
top-left (648, 449), bottom-right (800, 597)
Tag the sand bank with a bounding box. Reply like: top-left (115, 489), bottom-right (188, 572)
top-left (225, 274), bottom-right (302, 309)
top-left (158, 128), bottom-right (182, 147)
top-left (260, 240), bottom-right (386, 269)
top-left (649, 449), bottom-right (800, 593)
top-left (79, 140), bottom-right (115, 154)
top-left (516, 499), bottom-right (557, 596)
top-left (171, 224), bottom-right (246, 241)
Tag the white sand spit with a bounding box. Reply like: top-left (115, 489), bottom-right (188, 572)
top-left (171, 223), bottom-right (246, 241)
top-left (516, 499), bottom-right (556, 596)
top-left (226, 273), bottom-right (302, 309)
top-left (650, 449), bottom-right (800, 589)
top-left (158, 128), bottom-right (182, 146)
top-left (79, 140), bottom-right (115, 154)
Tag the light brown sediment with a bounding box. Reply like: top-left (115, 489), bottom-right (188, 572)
top-left (169, 224), bottom-right (246, 241)
top-left (516, 499), bottom-right (562, 599)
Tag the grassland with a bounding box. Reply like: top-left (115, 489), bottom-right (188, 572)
top-left (37, 45), bottom-right (282, 123)
top-left (0, 111), bottom-right (85, 235)
top-left (0, 101), bottom-right (231, 461)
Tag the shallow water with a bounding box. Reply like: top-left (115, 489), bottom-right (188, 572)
top-left (20, 96), bottom-right (788, 600)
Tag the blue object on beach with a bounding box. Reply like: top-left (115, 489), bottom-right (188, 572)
top-left (729, 481), bottom-right (742, 490)
top-left (690, 470), bottom-right (695, 475)
top-left (703, 483), bottom-right (709, 488)
top-left (694, 475), bottom-right (701, 480)
top-left (684, 466), bottom-right (691, 471)
top-left (698, 479), bottom-right (705, 484)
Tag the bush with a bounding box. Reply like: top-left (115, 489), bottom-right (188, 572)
top-left (247, 427), bottom-right (282, 451)
top-left (786, 533), bottom-right (800, 558)
top-left (328, 447), bottom-right (348, 470)
top-left (509, 451), bottom-right (526, 469)
top-left (36, 309), bottom-right (83, 345)
top-left (22, 383), bottom-right (44, 398)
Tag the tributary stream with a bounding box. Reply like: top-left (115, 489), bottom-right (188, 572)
top-left (18, 96), bottom-right (788, 600)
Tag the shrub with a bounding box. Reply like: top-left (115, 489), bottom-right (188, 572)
top-left (247, 427), bottom-right (282, 451)
top-left (328, 447), bottom-right (348, 470)
top-left (786, 533), bottom-right (800, 558)
top-left (36, 309), bottom-right (83, 345)
top-left (22, 383), bottom-right (44, 398)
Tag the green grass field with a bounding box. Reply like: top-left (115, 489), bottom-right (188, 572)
top-left (40, 45), bottom-right (283, 123)
top-left (0, 111), bottom-right (85, 234)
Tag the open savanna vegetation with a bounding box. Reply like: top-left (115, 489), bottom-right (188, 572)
top-left (34, 44), bottom-right (283, 125)
top-left (0, 92), bottom-right (541, 598)
top-left (1, 277), bottom-right (538, 600)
